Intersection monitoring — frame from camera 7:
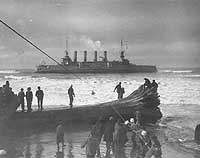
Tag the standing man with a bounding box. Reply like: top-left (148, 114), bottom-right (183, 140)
top-left (81, 129), bottom-right (99, 158)
top-left (151, 80), bottom-right (158, 92)
top-left (103, 116), bottom-right (115, 158)
top-left (68, 85), bottom-right (75, 108)
top-left (113, 124), bottom-right (128, 158)
top-left (26, 87), bottom-right (33, 112)
top-left (56, 120), bottom-right (65, 152)
top-left (35, 86), bottom-right (44, 110)
top-left (91, 117), bottom-right (105, 158)
top-left (18, 88), bottom-right (25, 112)
top-left (119, 87), bottom-right (125, 99)
top-left (114, 82), bottom-right (121, 99)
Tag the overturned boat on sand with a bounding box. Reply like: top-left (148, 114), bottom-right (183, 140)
top-left (1, 85), bottom-right (162, 126)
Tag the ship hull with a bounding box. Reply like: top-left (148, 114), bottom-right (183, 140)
top-left (36, 63), bottom-right (157, 73)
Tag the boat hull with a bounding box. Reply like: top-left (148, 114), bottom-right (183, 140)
top-left (4, 86), bottom-right (162, 127)
top-left (6, 105), bottom-right (162, 127)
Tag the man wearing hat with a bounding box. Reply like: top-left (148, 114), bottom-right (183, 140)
top-left (26, 87), bottom-right (33, 112)
top-left (103, 116), bottom-right (115, 158)
top-left (114, 82), bottom-right (122, 99)
top-left (35, 86), bottom-right (44, 110)
top-left (18, 88), bottom-right (25, 112)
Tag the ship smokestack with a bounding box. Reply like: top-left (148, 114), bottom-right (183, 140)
top-left (74, 51), bottom-right (77, 62)
top-left (84, 51), bottom-right (87, 62)
top-left (94, 51), bottom-right (97, 62)
top-left (104, 51), bottom-right (107, 62)
top-left (120, 51), bottom-right (125, 60)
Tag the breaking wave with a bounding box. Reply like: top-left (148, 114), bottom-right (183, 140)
top-left (160, 69), bottom-right (193, 73)
top-left (0, 70), bottom-right (19, 74)
top-left (184, 74), bottom-right (200, 78)
top-left (172, 70), bottom-right (193, 73)
top-left (4, 75), bottom-right (32, 80)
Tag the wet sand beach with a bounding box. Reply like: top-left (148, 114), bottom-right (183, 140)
top-left (0, 121), bottom-right (200, 158)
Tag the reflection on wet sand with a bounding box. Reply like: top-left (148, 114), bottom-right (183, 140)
top-left (67, 139), bottom-right (74, 158)
top-left (25, 142), bottom-right (31, 158)
top-left (1, 122), bottom-right (200, 158)
top-left (56, 151), bottom-right (64, 158)
top-left (35, 141), bottom-right (44, 158)
top-left (55, 139), bottom-right (74, 158)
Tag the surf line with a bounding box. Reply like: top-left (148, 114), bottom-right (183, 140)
top-left (0, 19), bottom-right (96, 94)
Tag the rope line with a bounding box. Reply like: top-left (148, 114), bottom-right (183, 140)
top-left (0, 19), bottom-right (133, 127)
top-left (0, 19), bottom-right (96, 92)
top-left (110, 104), bottom-right (126, 122)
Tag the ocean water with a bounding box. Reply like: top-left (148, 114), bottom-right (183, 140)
top-left (0, 68), bottom-right (200, 157)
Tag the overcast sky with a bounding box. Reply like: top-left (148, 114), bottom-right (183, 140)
top-left (0, 0), bottom-right (200, 68)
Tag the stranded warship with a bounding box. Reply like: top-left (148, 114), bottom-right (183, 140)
top-left (36, 42), bottom-right (157, 73)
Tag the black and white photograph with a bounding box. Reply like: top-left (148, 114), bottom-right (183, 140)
top-left (0, 0), bottom-right (200, 157)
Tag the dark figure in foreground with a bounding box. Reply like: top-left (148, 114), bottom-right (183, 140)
top-left (18, 88), bottom-right (25, 112)
top-left (135, 110), bottom-right (142, 128)
top-left (114, 82), bottom-right (121, 99)
top-left (2, 81), bottom-right (14, 103)
top-left (195, 124), bottom-right (200, 144)
top-left (56, 121), bottom-right (65, 152)
top-left (26, 87), bottom-right (33, 112)
top-left (35, 86), bottom-right (44, 110)
top-left (144, 78), bottom-right (151, 89)
top-left (134, 130), bottom-right (151, 158)
top-left (81, 130), bottom-right (99, 158)
top-left (130, 131), bottom-right (137, 158)
top-left (145, 135), bottom-right (162, 158)
top-left (91, 117), bottom-right (105, 158)
top-left (103, 116), bottom-right (115, 158)
top-left (68, 85), bottom-right (75, 108)
top-left (113, 122), bottom-right (128, 158)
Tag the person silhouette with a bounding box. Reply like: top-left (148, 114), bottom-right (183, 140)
top-left (114, 82), bottom-right (122, 99)
top-left (35, 86), bottom-right (44, 110)
top-left (26, 87), bottom-right (33, 112)
top-left (68, 85), bottom-right (75, 108)
top-left (18, 88), bottom-right (25, 112)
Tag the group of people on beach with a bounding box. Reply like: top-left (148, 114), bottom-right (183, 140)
top-left (1, 78), bottom-right (157, 112)
top-left (18, 85), bottom-right (75, 112)
top-left (18, 84), bottom-right (75, 112)
top-left (114, 78), bottom-right (158, 100)
top-left (56, 110), bottom-right (162, 158)
top-left (18, 86), bottom-right (44, 112)
top-left (0, 80), bottom-right (76, 112)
